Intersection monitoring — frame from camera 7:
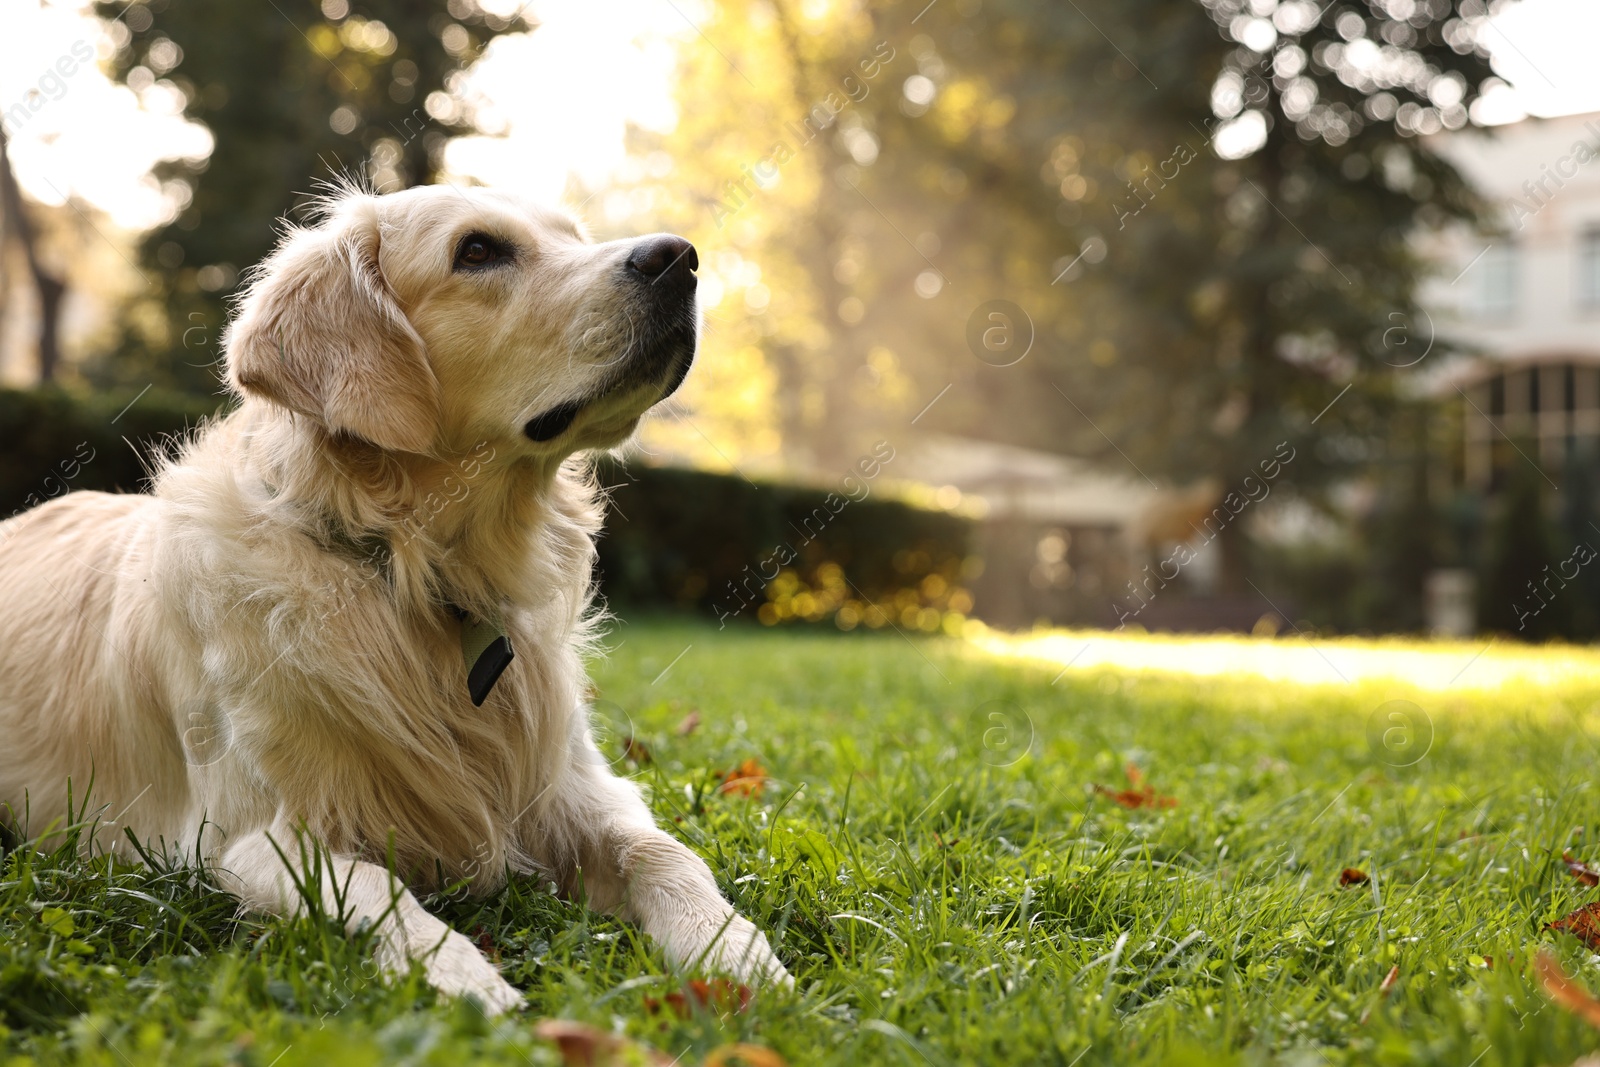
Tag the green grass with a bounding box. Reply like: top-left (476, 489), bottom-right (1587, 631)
top-left (6, 618), bottom-right (1600, 1065)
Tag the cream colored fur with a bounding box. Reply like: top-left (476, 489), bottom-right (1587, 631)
top-left (0, 186), bottom-right (788, 1013)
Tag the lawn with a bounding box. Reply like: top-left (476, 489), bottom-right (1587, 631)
top-left (5, 619), bottom-right (1600, 1066)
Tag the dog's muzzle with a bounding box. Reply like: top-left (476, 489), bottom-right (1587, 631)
top-left (625, 233), bottom-right (698, 288)
top-left (622, 233), bottom-right (698, 400)
top-left (522, 234), bottom-right (698, 444)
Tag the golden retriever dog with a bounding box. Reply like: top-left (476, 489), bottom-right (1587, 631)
top-left (0, 186), bottom-right (789, 1012)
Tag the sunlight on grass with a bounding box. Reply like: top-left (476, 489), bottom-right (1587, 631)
top-left (967, 624), bottom-right (1600, 692)
top-left (7, 620), bottom-right (1600, 1066)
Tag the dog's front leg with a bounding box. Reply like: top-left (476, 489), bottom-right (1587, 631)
top-left (550, 759), bottom-right (792, 988)
top-left (214, 827), bottom-right (522, 1013)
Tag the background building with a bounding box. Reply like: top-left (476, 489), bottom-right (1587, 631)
top-left (1426, 111), bottom-right (1600, 489)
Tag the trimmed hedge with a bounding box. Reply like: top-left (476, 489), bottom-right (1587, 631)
top-left (0, 389), bottom-right (975, 629)
top-left (0, 387), bottom-right (224, 520)
top-left (592, 454), bottom-right (976, 631)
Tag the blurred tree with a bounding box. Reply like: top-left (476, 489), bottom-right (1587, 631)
top-left (615, 0), bottom-right (896, 472)
top-left (87, 0), bottom-right (529, 394)
top-left (0, 126), bottom-right (68, 382)
top-left (632, 0), bottom-right (1495, 593)
top-left (1559, 442), bottom-right (1600, 641)
top-left (1048, 0), bottom-right (1494, 591)
top-left (1358, 402), bottom-right (1438, 630)
top-left (1477, 451), bottom-right (1571, 640)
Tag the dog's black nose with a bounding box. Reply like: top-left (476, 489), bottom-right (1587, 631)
top-left (626, 234), bottom-right (698, 281)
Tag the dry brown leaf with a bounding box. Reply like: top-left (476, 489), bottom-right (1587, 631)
top-left (623, 736), bottom-right (652, 765)
top-left (643, 978), bottom-right (752, 1019)
top-left (1339, 868), bottom-right (1370, 888)
top-left (1088, 758), bottom-right (1177, 809)
top-left (1549, 901), bottom-right (1600, 949)
top-left (720, 758), bottom-right (769, 798)
top-left (1538, 949), bottom-right (1600, 1029)
top-left (1358, 964), bottom-right (1400, 1026)
top-left (1092, 765), bottom-right (1177, 810)
top-left (703, 1045), bottom-right (789, 1067)
top-left (1092, 785), bottom-right (1179, 810)
top-left (471, 924), bottom-right (501, 962)
top-left (1564, 851), bottom-right (1600, 887)
top-left (677, 710), bottom-right (701, 737)
top-left (533, 1020), bottom-right (674, 1067)
top-left (533, 1020), bottom-right (622, 1067)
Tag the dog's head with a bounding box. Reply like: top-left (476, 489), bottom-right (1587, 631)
top-left (224, 186), bottom-right (698, 457)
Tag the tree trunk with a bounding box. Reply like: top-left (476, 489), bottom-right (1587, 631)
top-left (1216, 136), bottom-right (1289, 597)
top-left (34, 272), bottom-right (65, 383)
top-left (1215, 518), bottom-right (1250, 595)
top-left (0, 124), bottom-right (67, 383)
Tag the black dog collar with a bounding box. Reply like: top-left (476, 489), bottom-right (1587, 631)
top-left (452, 605), bottom-right (516, 707)
top-left (303, 506), bottom-right (515, 706)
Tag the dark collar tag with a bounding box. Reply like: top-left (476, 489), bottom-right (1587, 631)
top-left (458, 611), bottom-right (514, 706)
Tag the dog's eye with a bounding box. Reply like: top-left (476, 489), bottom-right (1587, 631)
top-left (454, 233), bottom-right (508, 271)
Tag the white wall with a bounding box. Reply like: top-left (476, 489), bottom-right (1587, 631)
top-left (1425, 111), bottom-right (1600, 372)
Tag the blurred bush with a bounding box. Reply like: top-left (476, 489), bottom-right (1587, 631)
top-left (0, 389), bottom-right (975, 631)
top-left (593, 459), bottom-right (976, 632)
top-left (0, 387), bottom-right (223, 519)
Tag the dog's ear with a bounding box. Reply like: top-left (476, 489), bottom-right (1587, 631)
top-left (225, 199), bottom-right (440, 454)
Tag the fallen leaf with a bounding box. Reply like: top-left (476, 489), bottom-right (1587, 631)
top-left (533, 1020), bottom-right (622, 1067)
top-left (1093, 785), bottom-right (1178, 810)
top-left (641, 993), bottom-right (677, 1018)
top-left (1358, 964), bottom-right (1400, 1026)
top-left (703, 1045), bottom-right (789, 1067)
top-left (1538, 949), bottom-right (1600, 1029)
top-left (533, 1021), bottom-right (674, 1067)
top-left (1339, 868), bottom-right (1370, 888)
top-left (1092, 765), bottom-right (1177, 810)
top-left (1549, 902), bottom-right (1600, 949)
top-left (623, 735), bottom-right (652, 765)
top-left (471, 924), bottom-right (501, 962)
top-left (1564, 851), bottom-right (1600, 887)
top-left (1088, 767), bottom-right (1177, 809)
top-left (720, 758), bottom-right (769, 798)
top-left (677, 710), bottom-right (701, 737)
top-left (644, 978), bottom-right (753, 1019)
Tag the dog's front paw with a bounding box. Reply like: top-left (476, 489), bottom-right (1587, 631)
top-left (418, 929), bottom-right (524, 1015)
top-left (695, 913), bottom-right (793, 990)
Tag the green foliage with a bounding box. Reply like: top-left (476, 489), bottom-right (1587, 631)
top-left (85, 0), bottom-right (529, 393)
top-left (1477, 453), bottom-right (1575, 640)
top-left (595, 456), bottom-right (976, 630)
top-left (0, 387), bottom-right (222, 520)
top-left (637, 0), bottom-right (1494, 588)
top-left (1260, 402), bottom-right (1448, 634)
top-left (5, 621), bottom-right (1600, 1064)
top-left (0, 390), bottom-right (971, 628)
top-left (1048, 0), bottom-right (1489, 495)
top-left (1557, 445), bottom-right (1600, 641)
